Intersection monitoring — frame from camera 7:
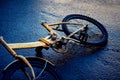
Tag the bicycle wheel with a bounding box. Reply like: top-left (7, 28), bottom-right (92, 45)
top-left (2, 57), bottom-right (62, 80)
top-left (62, 14), bottom-right (108, 46)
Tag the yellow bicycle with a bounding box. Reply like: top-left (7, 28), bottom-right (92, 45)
top-left (0, 14), bottom-right (108, 80)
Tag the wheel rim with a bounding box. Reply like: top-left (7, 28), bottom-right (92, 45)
top-left (3, 58), bottom-right (60, 80)
top-left (62, 15), bottom-right (108, 45)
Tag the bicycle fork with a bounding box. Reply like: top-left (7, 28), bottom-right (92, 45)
top-left (0, 37), bottom-right (36, 79)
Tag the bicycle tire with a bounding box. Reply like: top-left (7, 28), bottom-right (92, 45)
top-left (2, 57), bottom-right (62, 80)
top-left (62, 14), bottom-right (108, 46)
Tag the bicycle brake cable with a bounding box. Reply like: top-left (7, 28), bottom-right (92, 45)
top-left (34, 60), bottom-right (48, 80)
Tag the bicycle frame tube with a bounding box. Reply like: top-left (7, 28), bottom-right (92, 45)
top-left (48, 22), bottom-right (84, 26)
top-left (67, 24), bottom-right (87, 38)
top-left (8, 41), bottom-right (47, 49)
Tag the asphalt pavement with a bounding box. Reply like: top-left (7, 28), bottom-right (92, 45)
top-left (0, 0), bottom-right (120, 80)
